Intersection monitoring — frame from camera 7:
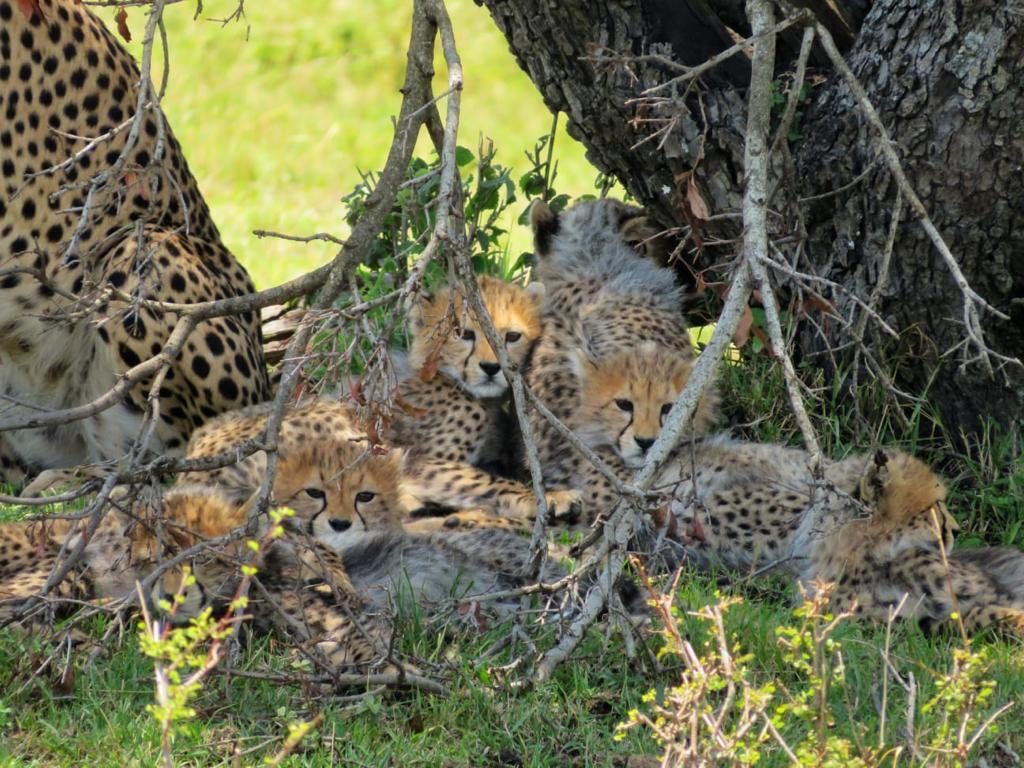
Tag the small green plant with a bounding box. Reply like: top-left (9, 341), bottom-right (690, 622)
top-left (616, 594), bottom-right (777, 765)
top-left (773, 585), bottom-right (875, 766)
top-left (340, 136), bottom-right (523, 291)
top-left (139, 599), bottom-right (234, 761)
top-left (137, 507), bottom-right (313, 767)
top-left (309, 125), bottom-right (581, 388)
top-left (920, 646), bottom-right (1000, 766)
top-left (770, 77), bottom-right (812, 143)
top-left (620, 571), bottom-right (1008, 767)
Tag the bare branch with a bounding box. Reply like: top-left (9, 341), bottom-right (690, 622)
top-left (534, 0), bottom-right (779, 686)
top-left (810, 16), bottom-right (1019, 376)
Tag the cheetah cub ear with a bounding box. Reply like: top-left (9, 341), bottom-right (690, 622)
top-left (530, 199), bottom-right (560, 256)
top-left (857, 449), bottom-right (949, 527)
top-left (857, 449), bottom-right (891, 507)
top-left (620, 213), bottom-right (672, 265)
top-left (524, 281), bottom-right (546, 308)
top-left (619, 214), bottom-right (658, 248)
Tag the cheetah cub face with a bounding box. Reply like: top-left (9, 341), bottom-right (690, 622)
top-left (833, 449), bottom-right (956, 554)
top-left (268, 443), bottom-right (407, 547)
top-left (573, 342), bottom-right (719, 467)
top-left (410, 275), bottom-right (545, 399)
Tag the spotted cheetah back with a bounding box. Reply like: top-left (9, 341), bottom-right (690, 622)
top-left (0, 0), bottom-right (270, 483)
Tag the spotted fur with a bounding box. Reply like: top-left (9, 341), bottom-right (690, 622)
top-left (659, 439), bottom-right (1024, 636)
top-left (390, 275), bottom-right (545, 471)
top-left (522, 199), bottom-right (704, 522)
top-left (0, 0), bottom-right (270, 485)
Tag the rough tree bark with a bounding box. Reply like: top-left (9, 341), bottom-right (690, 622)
top-left (475, 0), bottom-right (1024, 439)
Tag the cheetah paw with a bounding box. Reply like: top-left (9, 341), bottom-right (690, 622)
top-left (406, 509), bottom-right (526, 533)
top-left (545, 488), bottom-right (584, 525)
top-left (20, 466), bottom-right (108, 498)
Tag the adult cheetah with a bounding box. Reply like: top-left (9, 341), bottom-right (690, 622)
top-left (0, 0), bottom-right (270, 485)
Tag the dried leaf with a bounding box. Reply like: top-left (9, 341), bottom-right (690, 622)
top-left (651, 503), bottom-right (684, 543)
top-left (114, 8), bottom-right (131, 42)
top-left (686, 175), bottom-right (710, 221)
top-left (794, 295), bottom-right (835, 319)
top-left (418, 356), bottom-right (438, 383)
top-left (395, 394), bottom-right (428, 419)
top-left (121, 170), bottom-right (151, 201)
top-left (733, 305), bottom-right (754, 348)
top-left (364, 419), bottom-right (384, 447)
top-left (456, 600), bottom-right (490, 631)
top-left (686, 512), bottom-right (707, 545)
top-left (750, 323), bottom-right (771, 355)
top-left (348, 378), bottom-right (365, 405)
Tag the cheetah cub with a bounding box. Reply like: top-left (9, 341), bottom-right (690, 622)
top-left (185, 398), bottom-right (577, 535)
top-left (3, 452), bottom-right (568, 669)
top-left (660, 440), bottom-right (1024, 636)
top-left (391, 275), bottom-right (545, 469)
top-left (182, 399), bottom-right (572, 623)
top-left (181, 399), bottom-right (404, 544)
top-left (526, 200), bottom-right (709, 500)
top-left (798, 450), bottom-right (1024, 635)
top-left (405, 201), bottom-right (719, 532)
top-left (382, 275), bottom-right (581, 524)
top-left (0, 436), bottom-right (406, 621)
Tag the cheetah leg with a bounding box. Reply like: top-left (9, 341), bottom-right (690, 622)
top-left (255, 581), bottom-right (395, 674)
top-left (20, 465), bottom-right (112, 498)
top-left (0, 518), bottom-right (75, 578)
top-left (0, 557), bottom-right (90, 625)
top-left (404, 508), bottom-right (531, 534)
top-left (402, 459), bottom-right (583, 523)
top-left (958, 604), bottom-right (1024, 636)
top-left (250, 538), bottom-right (399, 675)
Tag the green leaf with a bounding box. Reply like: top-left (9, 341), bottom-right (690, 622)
top-left (455, 146), bottom-right (475, 167)
top-left (519, 171), bottom-right (546, 196)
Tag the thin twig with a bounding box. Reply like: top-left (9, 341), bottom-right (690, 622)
top-left (533, 0), bottom-right (778, 685)
top-left (811, 18), bottom-right (1018, 376)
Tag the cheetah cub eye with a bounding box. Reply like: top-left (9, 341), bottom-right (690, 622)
top-left (355, 491), bottom-right (376, 503)
top-left (505, 331), bottom-right (522, 343)
top-left (615, 399), bottom-right (634, 412)
top-left (457, 328), bottom-right (476, 341)
top-left (304, 488), bottom-right (326, 500)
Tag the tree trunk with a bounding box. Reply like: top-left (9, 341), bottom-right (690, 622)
top-left (475, 0), bottom-right (1024, 438)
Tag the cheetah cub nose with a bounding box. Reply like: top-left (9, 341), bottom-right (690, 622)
top-left (635, 437), bottom-right (655, 453)
top-left (329, 519), bottom-right (353, 533)
top-left (478, 362), bottom-right (500, 377)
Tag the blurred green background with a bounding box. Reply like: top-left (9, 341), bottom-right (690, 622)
top-left (103, 0), bottom-right (596, 288)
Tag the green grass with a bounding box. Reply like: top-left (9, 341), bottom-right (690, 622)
top-left (2, 341), bottom-right (1021, 767)
top-left (0, 610), bottom-right (656, 767)
top-left (4, 572), bottom-right (1024, 766)
top-left (99, 0), bottom-right (595, 289)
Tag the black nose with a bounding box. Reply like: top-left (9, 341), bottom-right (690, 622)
top-left (479, 362), bottom-right (500, 377)
top-left (328, 519), bottom-right (352, 532)
top-left (635, 437), bottom-right (655, 453)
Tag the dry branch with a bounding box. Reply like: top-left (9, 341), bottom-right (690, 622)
top-left (533, 0), bottom-right (779, 685)
top-left (807, 14), bottom-right (1019, 377)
